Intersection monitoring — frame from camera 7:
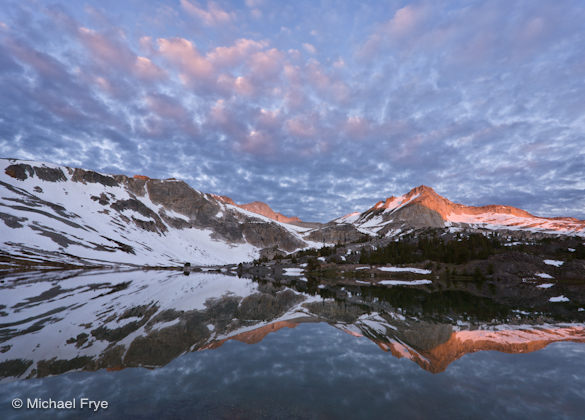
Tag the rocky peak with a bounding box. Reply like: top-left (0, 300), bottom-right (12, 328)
top-left (209, 194), bottom-right (302, 224)
top-left (211, 194), bottom-right (237, 206)
top-left (374, 185), bottom-right (531, 220)
top-left (408, 184), bottom-right (438, 197)
top-left (373, 185), bottom-right (444, 212)
top-left (239, 201), bottom-right (301, 224)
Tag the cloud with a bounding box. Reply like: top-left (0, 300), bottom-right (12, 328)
top-left (286, 115), bottom-right (317, 138)
top-left (302, 43), bottom-right (316, 54)
top-left (237, 129), bottom-right (276, 156)
top-left (244, 0), bottom-right (264, 7)
top-left (386, 4), bottom-right (427, 37)
top-left (250, 9), bottom-right (262, 19)
top-left (333, 57), bottom-right (345, 68)
top-left (157, 37), bottom-right (214, 82)
top-left (77, 26), bottom-right (134, 68)
top-left (217, 74), bottom-right (255, 96)
top-left (134, 56), bottom-right (166, 80)
top-left (145, 93), bottom-right (189, 120)
top-left (360, 4), bottom-right (429, 56)
top-left (343, 116), bottom-right (371, 140)
top-left (4, 39), bottom-right (66, 79)
top-left (1, 0), bottom-right (585, 222)
top-left (248, 48), bottom-right (284, 80)
top-left (180, 0), bottom-right (235, 26)
top-left (207, 38), bottom-right (267, 68)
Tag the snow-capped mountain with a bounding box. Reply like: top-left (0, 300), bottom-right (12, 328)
top-left (334, 185), bottom-right (585, 237)
top-left (0, 159), bottom-right (315, 267)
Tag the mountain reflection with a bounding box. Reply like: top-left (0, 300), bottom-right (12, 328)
top-left (1, 269), bottom-right (584, 380)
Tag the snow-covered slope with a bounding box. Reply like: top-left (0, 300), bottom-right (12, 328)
top-left (336, 185), bottom-right (585, 237)
top-left (0, 159), bottom-right (311, 266)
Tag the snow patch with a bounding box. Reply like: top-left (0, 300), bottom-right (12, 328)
top-left (549, 295), bottom-right (570, 302)
top-left (283, 268), bottom-right (304, 276)
top-left (544, 259), bottom-right (564, 267)
top-left (377, 266), bottom-right (431, 274)
top-left (379, 280), bottom-right (432, 286)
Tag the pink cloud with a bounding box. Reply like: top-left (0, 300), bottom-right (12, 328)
top-left (217, 74), bottom-right (255, 96)
top-left (245, 0), bottom-right (264, 7)
top-left (284, 87), bottom-right (306, 110)
top-left (6, 40), bottom-right (65, 79)
top-left (157, 37), bottom-right (214, 82)
top-left (145, 93), bottom-right (189, 120)
top-left (343, 116), bottom-right (371, 140)
top-left (360, 4), bottom-right (429, 56)
top-left (303, 60), bottom-right (350, 103)
top-left (206, 99), bottom-right (247, 138)
top-left (134, 56), bottom-right (166, 81)
top-left (78, 27), bottom-right (134, 68)
top-left (180, 0), bottom-right (235, 26)
top-left (139, 36), bottom-right (156, 54)
top-left (238, 129), bottom-right (276, 156)
top-left (142, 93), bottom-right (199, 137)
top-left (92, 76), bottom-right (116, 95)
top-left (256, 108), bottom-right (281, 129)
top-left (207, 38), bottom-right (267, 68)
top-left (302, 43), bottom-right (317, 54)
top-left (388, 5), bottom-right (427, 37)
top-left (208, 100), bottom-right (229, 125)
top-left (305, 60), bottom-right (330, 88)
top-left (250, 9), bottom-right (262, 19)
top-left (333, 57), bottom-right (345, 68)
top-left (76, 27), bottom-right (165, 81)
top-left (248, 48), bottom-right (284, 80)
top-left (286, 115), bottom-right (316, 138)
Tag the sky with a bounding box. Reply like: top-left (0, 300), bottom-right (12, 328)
top-left (0, 0), bottom-right (584, 222)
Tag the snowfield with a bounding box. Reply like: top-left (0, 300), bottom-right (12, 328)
top-left (377, 266), bottom-right (432, 274)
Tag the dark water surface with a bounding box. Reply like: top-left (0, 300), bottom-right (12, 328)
top-left (1, 269), bottom-right (584, 419)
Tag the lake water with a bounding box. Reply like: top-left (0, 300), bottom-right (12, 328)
top-left (1, 269), bottom-right (585, 419)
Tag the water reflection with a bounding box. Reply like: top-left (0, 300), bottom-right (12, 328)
top-left (1, 269), bottom-right (584, 380)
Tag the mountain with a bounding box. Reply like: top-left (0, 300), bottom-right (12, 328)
top-left (334, 185), bottom-right (585, 238)
top-left (211, 195), bottom-right (302, 224)
top-left (0, 159), bottom-right (317, 267)
top-left (239, 201), bottom-right (301, 224)
top-left (2, 158), bottom-right (584, 268)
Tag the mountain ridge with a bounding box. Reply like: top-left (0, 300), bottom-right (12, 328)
top-left (211, 194), bottom-right (302, 225)
top-left (0, 158), bottom-right (313, 267)
top-left (1, 158), bottom-right (584, 268)
top-left (343, 184), bottom-right (585, 237)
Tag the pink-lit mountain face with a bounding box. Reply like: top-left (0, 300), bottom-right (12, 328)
top-left (336, 185), bottom-right (585, 237)
top-left (211, 195), bottom-right (301, 224)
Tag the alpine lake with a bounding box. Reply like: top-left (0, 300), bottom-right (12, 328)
top-left (1, 266), bottom-right (585, 419)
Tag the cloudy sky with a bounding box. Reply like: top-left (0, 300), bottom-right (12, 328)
top-left (0, 0), bottom-right (584, 221)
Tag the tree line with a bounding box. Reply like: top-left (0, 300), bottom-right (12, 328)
top-left (359, 233), bottom-right (502, 265)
